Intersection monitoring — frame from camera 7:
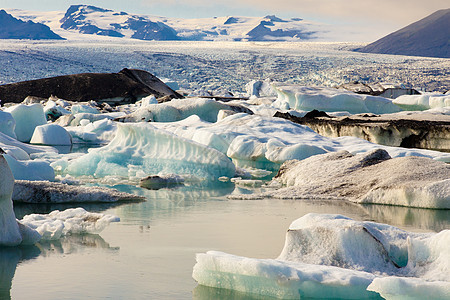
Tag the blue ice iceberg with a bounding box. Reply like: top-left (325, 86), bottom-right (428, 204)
top-left (64, 123), bottom-right (236, 181)
top-left (193, 214), bottom-right (450, 299)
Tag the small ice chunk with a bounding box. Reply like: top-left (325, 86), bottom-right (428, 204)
top-left (20, 208), bottom-right (120, 240)
top-left (30, 124), bottom-right (72, 146)
top-left (139, 174), bottom-right (184, 190)
top-left (71, 104), bottom-right (100, 115)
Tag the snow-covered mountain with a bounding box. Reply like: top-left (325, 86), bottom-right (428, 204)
top-left (0, 9), bottom-right (63, 40)
top-left (6, 5), bottom-right (321, 42)
top-left (356, 9), bottom-right (450, 58)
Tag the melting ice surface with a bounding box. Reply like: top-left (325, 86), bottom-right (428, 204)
top-left (193, 214), bottom-right (450, 299)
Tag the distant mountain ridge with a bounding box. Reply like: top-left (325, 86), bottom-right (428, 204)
top-left (0, 9), bottom-right (63, 40)
top-left (60, 5), bottom-right (179, 40)
top-left (356, 9), bottom-right (450, 58)
top-left (5, 5), bottom-right (318, 42)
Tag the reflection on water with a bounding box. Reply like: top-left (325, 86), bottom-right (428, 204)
top-left (0, 246), bottom-right (40, 300)
top-left (37, 234), bottom-right (118, 256)
top-left (362, 204), bottom-right (450, 232)
top-left (13, 201), bottom-right (135, 220)
top-left (7, 183), bottom-right (450, 299)
top-left (0, 234), bottom-right (116, 300)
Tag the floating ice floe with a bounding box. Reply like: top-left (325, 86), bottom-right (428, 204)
top-left (193, 214), bottom-right (450, 299)
top-left (0, 152), bottom-right (121, 245)
top-left (4, 103), bottom-right (47, 142)
top-left (273, 85), bottom-right (402, 114)
top-left (12, 180), bottom-right (144, 203)
top-left (233, 149), bottom-right (450, 209)
top-left (63, 122), bottom-right (236, 181)
top-left (393, 92), bottom-right (450, 111)
top-left (20, 208), bottom-right (120, 240)
top-left (139, 174), bottom-right (185, 190)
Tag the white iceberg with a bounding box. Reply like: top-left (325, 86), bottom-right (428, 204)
top-left (0, 152), bottom-right (41, 246)
top-left (20, 207), bottom-right (120, 240)
top-left (116, 98), bottom-right (252, 123)
top-left (4, 103), bottom-right (47, 142)
top-left (273, 85), bottom-right (402, 114)
top-left (64, 122), bottom-right (236, 181)
top-left (30, 123), bottom-right (72, 146)
top-left (393, 93), bottom-right (450, 110)
top-left (193, 214), bottom-right (450, 299)
top-left (152, 114), bottom-right (450, 173)
top-left (0, 110), bottom-right (17, 139)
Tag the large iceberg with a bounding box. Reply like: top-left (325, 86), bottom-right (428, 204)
top-left (63, 122), bottom-right (236, 181)
top-left (233, 149), bottom-right (450, 209)
top-left (151, 113), bottom-right (450, 173)
top-left (273, 85), bottom-right (402, 114)
top-left (193, 214), bottom-right (450, 299)
top-left (0, 152), bottom-right (41, 246)
top-left (4, 104), bottom-right (47, 142)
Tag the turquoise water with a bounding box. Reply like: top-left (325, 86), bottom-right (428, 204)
top-left (5, 184), bottom-right (450, 299)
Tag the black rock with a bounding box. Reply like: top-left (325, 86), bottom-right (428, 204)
top-left (0, 68), bottom-right (183, 104)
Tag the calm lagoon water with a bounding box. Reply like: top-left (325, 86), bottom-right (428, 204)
top-left (6, 183), bottom-right (450, 300)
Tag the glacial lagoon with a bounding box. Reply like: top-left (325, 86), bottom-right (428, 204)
top-left (6, 183), bottom-right (449, 299)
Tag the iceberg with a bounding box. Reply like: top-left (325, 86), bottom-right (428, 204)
top-left (236, 149), bottom-right (450, 209)
top-left (0, 151), bottom-right (41, 246)
top-left (0, 131), bottom-right (57, 157)
top-left (193, 214), bottom-right (450, 299)
top-left (4, 154), bottom-right (55, 181)
top-left (393, 93), bottom-right (450, 110)
top-left (30, 124), bottom-right (72, 146)
top-left (12, 180), bottom-right (145, 203)
top-left (0, 111), bottom-right (17, 139)
top-left (64, 123), bottom-right (236, 181)
top-left (116, 98), bottom-right (253, 123)
top-left (152, 113), bottom-right (450, 174)
top-left (20, 208), bottom-right (120, 240)
top-left (273, 85), bottom-right (402, 114)
top-left (4, 104), bottom-right (47, 142)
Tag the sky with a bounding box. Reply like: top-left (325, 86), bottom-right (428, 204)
top-left (4, 0), bottom-right (449, 40)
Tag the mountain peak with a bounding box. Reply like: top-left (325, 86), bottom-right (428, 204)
top-left (356, 9), bottom-right (450, 58)
top-left (0, 9), bottom-right (64, 40)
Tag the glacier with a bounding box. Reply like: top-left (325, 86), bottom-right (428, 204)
top-left (193, 214), bottom-right (450, 299)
